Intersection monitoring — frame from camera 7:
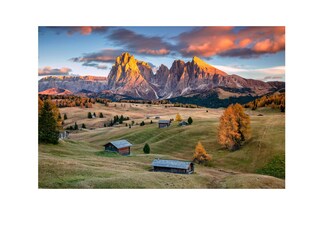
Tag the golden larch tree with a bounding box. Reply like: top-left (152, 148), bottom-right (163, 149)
top-left (175, 113), bottom-right (182, 121)
top-left (193, 141), bottom-right (212, 164)
top-left (218, 103), bottom-right (250, 150)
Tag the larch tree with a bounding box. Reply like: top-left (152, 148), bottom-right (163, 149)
top-left (175, 113), bottom-right (182, 121)
top-left (218, 103), bottom-right (250, 151)
top-left (193, 141), bottom-right (212, 164)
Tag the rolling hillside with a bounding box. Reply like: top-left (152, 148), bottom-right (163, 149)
top-left (39, 102), bottom-right (285, 188)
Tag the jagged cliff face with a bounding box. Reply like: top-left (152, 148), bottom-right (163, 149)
top-left (38, 53), bottom-right (284, 100)
top-left (106, 53), bottom-right (157, 99)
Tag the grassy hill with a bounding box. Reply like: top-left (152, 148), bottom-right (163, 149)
top-left (39, 102), bottom-right (285, 188)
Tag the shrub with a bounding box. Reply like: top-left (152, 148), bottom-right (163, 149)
top-left (143, 143), bottom-right (150, 154)
top-left (256, 155), bottom-right (285, 179)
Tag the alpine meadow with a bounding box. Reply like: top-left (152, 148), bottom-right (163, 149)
top-left (38, 26), bottom-right (285, 189)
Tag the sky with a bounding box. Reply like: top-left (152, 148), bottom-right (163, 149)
top-left (38, 26), bottom-right (285, 81)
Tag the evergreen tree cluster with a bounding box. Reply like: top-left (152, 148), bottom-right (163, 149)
top-left (38, 98), bottom-right (61, 144)
top-left (108, 115), bottom-right (130, 126)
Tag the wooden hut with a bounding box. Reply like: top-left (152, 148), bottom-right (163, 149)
top-left (158, 120), bottom-right (171, 128)
top-left (152, 159), bottom-right (194, 174)
top-left (59, 131), bottom-right (69, 139)
top-left (103, 140), bottom-right (132, 155)
top-left (179, 121), bottom-right (188, 126)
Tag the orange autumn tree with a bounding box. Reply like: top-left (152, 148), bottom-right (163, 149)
top-left (218, 103), bottom-right (251, 151)
top-left (175, 113), bottom-right (182, 121)
top-left (193, 141), bottom-right (212, 164)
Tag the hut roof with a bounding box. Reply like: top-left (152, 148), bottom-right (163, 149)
top-left (158, 120), bottom-right (170, 124)
top-left (152, 159), bottom-right (192, 170)
top-left (104, 140), bottom-right (132, 148)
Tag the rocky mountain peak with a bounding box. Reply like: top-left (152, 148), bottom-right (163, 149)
top-left (191, 56), bottom-right (228, 76)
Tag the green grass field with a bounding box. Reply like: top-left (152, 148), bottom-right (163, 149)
top-left (39, 103), bottom-right (285, 188)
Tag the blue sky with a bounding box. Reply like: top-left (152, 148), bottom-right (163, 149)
top-left (38, 26), bottom-right (285, 81)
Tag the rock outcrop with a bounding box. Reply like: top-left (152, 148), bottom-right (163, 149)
top-left (38, 53), bottom-right (285, 100)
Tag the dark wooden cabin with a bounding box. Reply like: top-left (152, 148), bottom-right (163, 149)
top-left (152, 159), bottom-right (194, 174)
top-left (179, 121), bottom-right (188, 126)
top-left (103, 140), bottom-right (132, 155)
top-left (158, 120), bottom-right (171, 128)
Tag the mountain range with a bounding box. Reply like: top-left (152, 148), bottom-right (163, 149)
top-left (38, 52), bottom-right (285, 106)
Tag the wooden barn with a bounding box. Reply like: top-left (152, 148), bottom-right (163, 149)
top-left (179, 121), bottom-right (188, 126)
top-left (152, 159), bottom-right (194, 174)
top-left (158, 120), bottom-right (171, 128)
top-left (59, 131), bottom-right (69, 140)
top-left (103, 140), bottom-right (132, 155)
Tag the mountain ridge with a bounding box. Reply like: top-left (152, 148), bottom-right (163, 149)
top-left (38, 52), bottom-right (285, 103)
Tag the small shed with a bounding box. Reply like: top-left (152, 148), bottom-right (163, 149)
top-left (103, 139), bottom-right (132, 155)
top-left (59, 131), bottom-right (69, 139)
top-left (179, 121), bottom-right (188, 126)
top-left (158, 120), bottom-right (171, 128)
top-left (152, 159), bottom-right (194, 174)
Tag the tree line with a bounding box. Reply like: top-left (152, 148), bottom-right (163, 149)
top-left (244, 92), bottom-right (285, 112)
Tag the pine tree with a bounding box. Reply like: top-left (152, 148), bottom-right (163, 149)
top-left (140, 121), bottom-right (145, 126)
top-left (63, 113), bottom-right (68, 120)
top-left (38, 97), bottom-right (44, 115)
top-left (81, 123), bottom-right (86, 129)
top-left (175, 113), bottom-right (182, 121)
top-left (193, 141), bottom-right (211, 164)
top-left (88, 112), bottom-right (92, 118)
top-left (143, 143), bottom-right (150, 154)
top-left (93, 112), bottom-right (96, 118)
top-left (187, 117), bottom-right (193, 125)
top-left (218, 104), bottom-right (250, 151)
top-left (38, 99), bottom-right (60, 144)
top-left (150, 120), bottom-right (153, 124)
top-left (99, 112), bottom-right (104, 118)
top-left (104, 123), bottom-right (107, 127)
top-left (74, 122), bottom-right (79, 130)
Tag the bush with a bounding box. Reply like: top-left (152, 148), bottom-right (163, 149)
top-left (143, 143), bottom-right (150, 154)
top-left (256, 155), bottom-right (285, 179)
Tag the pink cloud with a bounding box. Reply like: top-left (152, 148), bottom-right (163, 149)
top-left (137, 48), bottom-right (170, 55)
top-left (38, 66), bottom-right (72, 76)
top-left (177, 26), bottom-right (285, 58)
